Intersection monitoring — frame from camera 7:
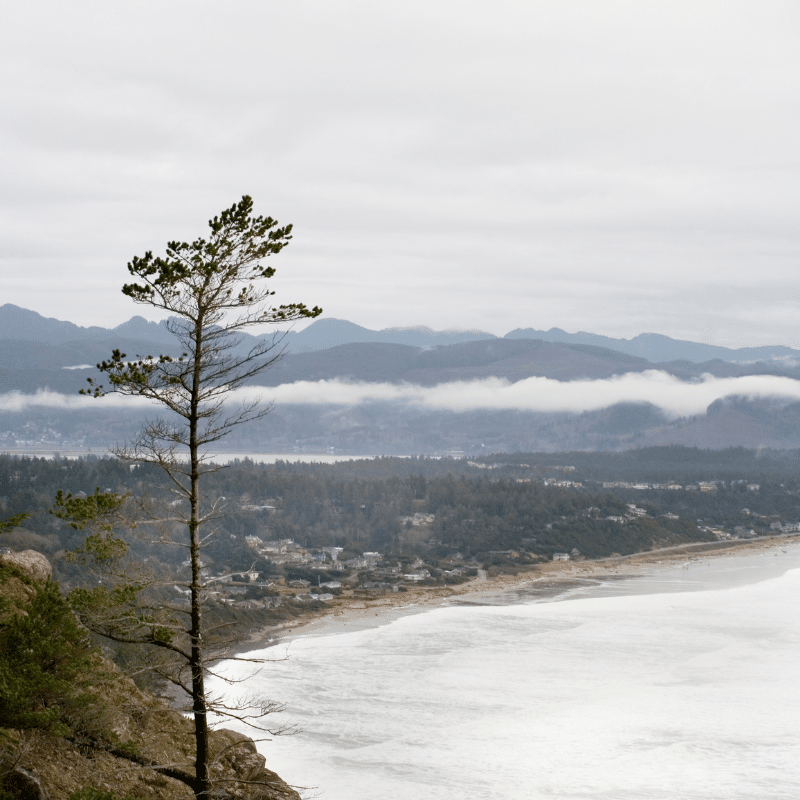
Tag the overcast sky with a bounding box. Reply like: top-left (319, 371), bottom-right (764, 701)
top-left (2, 1), bottom-right (799, 347)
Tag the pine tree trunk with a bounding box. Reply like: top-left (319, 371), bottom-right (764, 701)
top-left (189, 322), bottom-right (211, 800)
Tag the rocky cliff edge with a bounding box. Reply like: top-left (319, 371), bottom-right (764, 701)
top-left (0, 550), bottom-right (302, 800)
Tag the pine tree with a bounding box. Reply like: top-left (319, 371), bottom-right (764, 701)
top-left (76, 196), bottom-right (321, 799)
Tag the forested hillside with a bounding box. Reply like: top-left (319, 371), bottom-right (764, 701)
top-left (2, 448), bottom-right (797, 589)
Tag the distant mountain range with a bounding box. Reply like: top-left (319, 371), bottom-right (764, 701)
top-left (2, 303), bottom-right (799, 365)
top-left (504, 327), bottom-right (800, 365)
top-left (1, 304), bottom-right (797, 394)
top-left (4, 303), bottom-right (800, 453)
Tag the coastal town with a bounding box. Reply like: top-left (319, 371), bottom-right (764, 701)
top-left (179, 471), bottom-right (800, 611)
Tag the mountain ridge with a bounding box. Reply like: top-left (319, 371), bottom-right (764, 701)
top-left (504, 326), bottom-right (800, 365)
top-left (4, 303), bottom-right (799, 365)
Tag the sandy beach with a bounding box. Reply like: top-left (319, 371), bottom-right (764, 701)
top-left (239, 534), bottom-right (799, 650)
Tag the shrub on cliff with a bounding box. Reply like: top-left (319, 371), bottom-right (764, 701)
top-left (0, 580), bottom-right (95, 734)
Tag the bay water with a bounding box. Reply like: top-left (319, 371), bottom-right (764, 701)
top-left (212, 544), bottom-right (800, 799)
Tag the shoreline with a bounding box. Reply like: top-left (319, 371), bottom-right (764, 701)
top-left (234, 534), bottom-right (799, 654)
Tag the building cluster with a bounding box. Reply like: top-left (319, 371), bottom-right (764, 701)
top-left (244, 536), bottom-right (355, 568)
top-left (579, 502), bottom-right (650, 526)
top-left (224, 536), bottom-right (465, 602)
top-left (551, 547), bottom-right (582, 562)
top-left (399, 512), bottom-right (436, 526)
top-left (769, 521), bottom-right (800, 534)
top-left (599, 480), bottom-right (760, 492)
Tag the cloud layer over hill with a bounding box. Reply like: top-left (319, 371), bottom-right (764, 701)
top-left (6, 370), bottom-right (800, 418)
top-left (257, 372), bottom-right (800, 416)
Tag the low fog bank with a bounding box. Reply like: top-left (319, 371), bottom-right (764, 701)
top-left (259, 371), bottom-right (800, 417)
top-left (5, 370), bottom-right (800, 417)
top-left (3, 382), bottom-right (800, 455)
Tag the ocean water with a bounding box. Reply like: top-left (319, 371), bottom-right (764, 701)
top-left (212, 545), bottom-right (800, 799)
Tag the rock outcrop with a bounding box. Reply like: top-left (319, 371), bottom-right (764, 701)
top-left (0, 549), bottom-right (52, 583)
